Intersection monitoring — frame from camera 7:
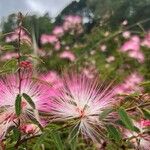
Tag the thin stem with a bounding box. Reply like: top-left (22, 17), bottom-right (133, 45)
top-left (17, 12), bottom-right (23, 94)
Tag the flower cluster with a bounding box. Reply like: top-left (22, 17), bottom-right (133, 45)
top-left (5, 28), bottom-right (31, 45)
top-left (115, 72), bottom-right (143, 94)
top-left (120, 36), bottom-right (144, 63)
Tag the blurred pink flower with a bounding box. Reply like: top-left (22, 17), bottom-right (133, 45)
top-left (106, 56), bottom-right (115, 63)
top-left (63, 15), bottom-right (82, 33)
top-left (59, 51), bottom-right (76, 61)
top-left (114, 72), bottom-right (143, 95)
top-left (120, 36), bottom-right (145, 63)
top-left (128, 50), bottom-right (145, 63)
top-left (54, 42), bottom-right (61, 51)
top-left (141, 31), bottom-right (150, 48)
top-left (64, 15), bottom-right (82, 25)
top-left (100, 44), bottom-right (107, 52)
top-left (40, 71), bottom-right (63, 89)
top-left (0, 52), bottom-right (19, 61)
top-left (40, 34), bottom-right (58, 44)
top-left (52, 26), bottom-right (64, 37)
top-left (120, 36), bottom-right (140, 52)
top-left (122, 31), bottom-right (131, 39)
top-left (5, 28), bottom-right (31, 44)
top-left (122, 20), bottom-right (128, 26)
top-left (49, 73), bottom-right (117, 142)
top-left (82, 68), bottom-right (95, 79)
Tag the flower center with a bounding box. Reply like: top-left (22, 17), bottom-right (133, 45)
top-left (76, 107), bottom-right (85, 118)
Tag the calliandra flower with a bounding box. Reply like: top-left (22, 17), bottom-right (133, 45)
top-left (122, 20), bottom-right (128, 26)
top-left (59, 51), bottom-right (76, 61)
top-left (114, 72), bottom-right (143, 95)
top-left (49, 73), bottom-right (117, 142)
top-left (100, 44), bottom-right (107, 52)
top-left (122, 31), bottom-right (131, 39)
top-left (40, 71), bottom-right (63, 89)
top-left (106, 56), bottom-right (115, 63)
top-left (141, 31), bottom-right (150, 48)
top-left (40, 34), bottom-right (58, 44)
top-left (0, 72), bottom-right (50, 140)
top-left (20, 124), bottom-right (40, 134)
top-left (5, 28), bottom-right (31, 45)
top-left (63, 15), bottom-right (83, 33)
top-left (54, 42), bottom-right (61, 51)
top-left (120, 35), bottom-right (145, 63)
top-left (0, 52), bottom-right (19, 61)
top-left (120, 36), bottom-right (140, 52)
top-left (128, 50), bottom-right (145, 63)
top-left (124, 121), bottom-right (150, 150)
top-left (52, 26), bottom-right (64, 37)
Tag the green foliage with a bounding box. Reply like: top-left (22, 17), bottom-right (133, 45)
top-left (15, 94), bottom-right (22, 116)
top-left (142, 108), bottom-right (150, 119)
top-left (118, 107), bottom-right (135, 131)
top-left (22, 93), bottom-right (36, 109)
top-left (107, 124), bottom-right (121, 142)
top-left (0, 59), bottom-right (18, 74)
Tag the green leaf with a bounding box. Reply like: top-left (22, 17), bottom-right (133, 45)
top-left (139, 81), bottom-right (150, 86)
top-left (3, 45), bottom-right (15, 51)
top-left (22, 93), bottom-right (35, 109)
top-left (0, 59), bottom-right (18, 74)
top-left (13, 127), bottom-right (21, 141)
top-left (29, 116), bottom-right (43, 131)
top-left (15, 94), bottom-right (22, 116)
top-left (99, 108), bottom-right (113, 120)
top-left (50, 130), bottom-right (64, 150)
top-left (142, 108), bottom-right (150, 119)
top-left (118, 107), bottom-right (135, 131)
top-left (69, 123), bottom-right (80, 142)
top-left (107, 124), bottom-right (121, 141)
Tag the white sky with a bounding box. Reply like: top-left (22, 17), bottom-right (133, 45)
top-left (0, 0), bottom-right (74, 20)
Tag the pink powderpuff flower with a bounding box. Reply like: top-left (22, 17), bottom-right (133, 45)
top-left (128, 50), bottom-right (145, 63)
top-left (5, 28), bottom-right (31, 45)
top-left (40, 71), bottom-right (63, 89)
top-left (106, 56), bottom-right (115, 63)
top-left (59, 51), bottom-right (76, 61)
top-left (122, 20), bottom-right (128, 26)
top-left (100, 44), bottom-right (107, 52)
top-left (0, 72), bottom-right (51, 140)
top-left (64, 15), bottom-right (82, 25)
top-left (49, 73), bottom-right (117, 142)
top-left (38, 71), bottom-right (63, 112)
top-left (120, 36), bottom-right (140, 52)
top-left (0, 52), bottom-right (19, 61)
top-left (124, 121), bottom-right (150, 150)
top-left (63, 15), bottom-right (82, 31)
top-left (82, 68), bottom-right (95, 79)
top-left (54, 42), bottom-right (61, 51)
top-left (40, 34), bottom-right (58, 44)
top-left (52, 26), bottom-right (64, 37)
top-left (141, 31), bottom-right (150, 48)
top-left (122, 31), bottom-right (131, 39)
top-left (114, 72), bottom-right (143, 95)
top-left (20, 124), bottom-right (40, 134)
